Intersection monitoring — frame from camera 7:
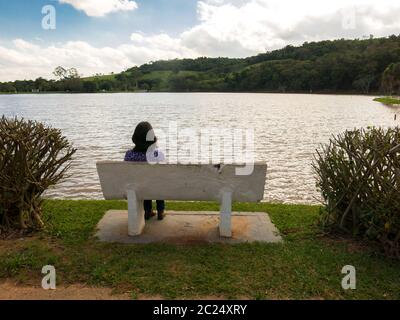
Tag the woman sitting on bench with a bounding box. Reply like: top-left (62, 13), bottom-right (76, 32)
top-left (124, 121), bottom-right (166, 220)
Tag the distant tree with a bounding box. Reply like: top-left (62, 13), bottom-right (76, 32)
top-left (168, 73), bottom-right (199, 91)
top-left (83, 81), bottom-right (98, 93)
top-left (53, 66), bottom-right (68, 80)
top-left (53, 66), bottom-right (80, 80)
top-left (64, 78), bottom-right (83, 92)
top-left (382, 63), bottom-right (400, 95)
top-left (99, 80), bottom-right (113, 91)
top-left (34, 77), bottom-right (48, 91)
top-left (0, 83), bottom-right (16, 93)
top-left (115, 72), bottom-right (129, 91)
top-left (115, 73), bottom-right (127, 82)
top-left (353, 74), bottom-right (375, 93)
top-left (127, 67), bottom-right (143, 89)
top-left (66, 68), bottom-right (80, 79)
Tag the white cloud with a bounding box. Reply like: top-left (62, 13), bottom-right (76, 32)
top-left (59, 0), bottom-right (138, 17)
top-left (1, 0), bottom-right (400, 81)
top-left (179, 0), bottom-right (400, 56)
top-left (0, 40), bottom-right (130, 81)
top-left (0, 36), bottom-right (197, 81)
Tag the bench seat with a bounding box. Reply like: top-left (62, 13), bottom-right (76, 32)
top-left (97, 162), bottom-right (267, 238)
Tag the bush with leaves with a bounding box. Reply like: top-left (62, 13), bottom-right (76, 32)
top-left (313, 127), bottom-right (400, 258)
top-left (0, 116), bottom-right (76, 233)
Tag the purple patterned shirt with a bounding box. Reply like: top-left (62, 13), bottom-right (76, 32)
top-left (124, 149), bottom-right (165, 163)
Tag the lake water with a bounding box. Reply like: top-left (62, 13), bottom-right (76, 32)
top-left (0, 93), bottom-right (396, 204)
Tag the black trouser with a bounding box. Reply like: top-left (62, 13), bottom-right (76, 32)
top-left (144, 200), bottom-right (165, 213)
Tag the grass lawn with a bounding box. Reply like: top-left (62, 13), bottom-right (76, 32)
top-left (374, 97), bottom-right (400, 105)
top-left (0, 200), bottom-right (399, 300)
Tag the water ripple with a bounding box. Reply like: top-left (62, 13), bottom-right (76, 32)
top-left (0, 93), bottom-right (396, 204)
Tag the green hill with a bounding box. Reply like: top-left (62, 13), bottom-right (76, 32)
top-left (2, 35), bottom-right (400, 94)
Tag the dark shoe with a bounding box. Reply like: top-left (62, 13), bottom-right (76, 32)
top-left (157, 211), bottom-right (165, 220)
top-left (145, 211), bottom-right (156, 220)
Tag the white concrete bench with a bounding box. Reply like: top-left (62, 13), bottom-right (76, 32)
top-left (96, 162), bottom-right (267, 238)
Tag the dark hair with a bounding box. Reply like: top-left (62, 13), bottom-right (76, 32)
top-left (132, 121), bottom-right (157, 152)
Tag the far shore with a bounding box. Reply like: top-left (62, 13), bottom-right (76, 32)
top-left (0, 90), bottom-right (383, 96)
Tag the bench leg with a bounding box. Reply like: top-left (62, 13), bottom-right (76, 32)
top-left (127, 189), bottom-right (145, 236)
top-left (219, 191), bottom-right (232, 238)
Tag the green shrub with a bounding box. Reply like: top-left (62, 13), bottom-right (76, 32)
top-left (313, 127), bottom-right (400, 258)
top-left (0, 116), bottom-right (76, 233)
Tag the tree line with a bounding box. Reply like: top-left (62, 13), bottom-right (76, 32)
top-left (1, 35), bottom-right (400, 94)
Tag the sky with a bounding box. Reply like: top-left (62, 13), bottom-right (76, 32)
top-left (0, 0), bottom-right (400, 81)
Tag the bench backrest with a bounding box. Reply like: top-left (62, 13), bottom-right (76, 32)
top-left (97, 162), bottom-right (267, 202)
